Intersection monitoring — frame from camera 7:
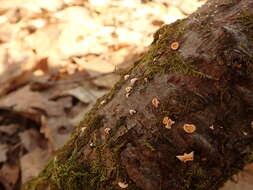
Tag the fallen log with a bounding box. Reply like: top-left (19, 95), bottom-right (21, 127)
top-left (23, 0), bottom-right (253, 189)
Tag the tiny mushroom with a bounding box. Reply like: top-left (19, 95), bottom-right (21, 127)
top-left (125, 87), bottom-right (133, 93)
top-left (163, 117), bottom-right (175, 129)
top-left (104, 128), bottom-right (111, 134)
top-left (118, 181), bottom-right (128, 189)
top-left (129, 109), bottom-right (137, 115)
top-left (170, 42), bottom-right (180, 50)
top-left (176, 151), bottom-right (194, 163)
top-left (81, 127), bottom-right (87, 133)
top-left (242, 131), bottom-right (248, 136)
top-left (124, 74), bottom-right (130, 80)
top-left (130, 78), bottom-right (138, 85)
top-left (183, 124), bottom-right (196, 133)
top-left (251, 121), bottom-right (253, 129)
top-left (209, 125), bottom-right (214, 130)
top-left (100, 100), bottom-right (106, 105)
top-left (89, 143), bottom-right (94, 147)
top-left (152, 97), bottom-right (160, 108)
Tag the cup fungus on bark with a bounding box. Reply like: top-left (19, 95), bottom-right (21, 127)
top-left (151, 97), bottom-right (160, 108)
top-left (242, 131), bottom-right (248, 136)
top-left (130, 78), bottom-right (138, 85)
top-left (183, 124), bottom-right (196, 133)
top-left (163, 117), bottom-right (175, 129)
top-left (129, 109), bottom-right (137, 115)
top-left (124, 74), bottom-right (130, 80)
top-left (118, 182), bottom-right (128, 189)
top-left (104, 127), bottom-right (111, 134)
top-left (100, 100), bottom-right (106, 105)
top-left (176, 151), bottom-right (194, 163)
top-left (89, 143), bottom-right (95, 147)
top-left (80, 127), bottom-right (87, 133)
top-left (125, 87), bottom-right (133, 93)
top-left (170, 42), bottom-right (180, 50)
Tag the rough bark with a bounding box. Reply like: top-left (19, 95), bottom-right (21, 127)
top-left (23, 0), bottom-right (253, 190)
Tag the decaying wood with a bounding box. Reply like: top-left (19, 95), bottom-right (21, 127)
top-left (22, 0), bottom-right (253, 189)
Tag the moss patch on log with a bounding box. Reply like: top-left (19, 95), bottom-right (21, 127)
top-left (135, 20), bottom-right (215, 81)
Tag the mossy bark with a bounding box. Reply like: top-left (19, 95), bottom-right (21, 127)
top-left (23, 0), bottom-right (253, 190)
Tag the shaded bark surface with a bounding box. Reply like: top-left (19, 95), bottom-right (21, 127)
top-left (23, 0), bottom-right (253, 190)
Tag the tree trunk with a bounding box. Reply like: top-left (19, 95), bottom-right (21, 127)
top-left (22, 0), bottom-right (253, 190)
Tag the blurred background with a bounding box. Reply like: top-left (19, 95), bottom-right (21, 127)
top-left (0, 0), bottom-right (252, 190)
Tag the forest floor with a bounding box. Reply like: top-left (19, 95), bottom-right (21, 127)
top-left (0, 0), bottom-right (252, 189)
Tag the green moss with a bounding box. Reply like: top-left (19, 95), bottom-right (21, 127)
top-left (50, 151), bottom-right (87, 190)
top-left (33, 147), bottom-right (116, 190)
top-left (143, 141), bottom-right (155, 151)
top-left (237, 10), bottom-right (253, 29)
top-left (134, 20), bottom-right (215, 81)
top-left (235, 11), bottom-right (253, 75)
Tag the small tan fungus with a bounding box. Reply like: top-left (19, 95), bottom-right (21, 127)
top-left (176, 151), bottom-right (194, 163)
top-left (163, 117), bottom-right (175, 129)
top-left (81, 127), bottom-right (87, 133)
top-left (242, 131), bottom-right (248, 136)
top-left (251, 121), bottom-right (253, 129)
top-left (129, 109), bottom-right (137, 115)
top-left (152, 97), bottom-right (160, 108)
top-left (170, 42), bottom-right (180, 50)
top-left (124, 74), bottom-right (130, 80)
top-left (183, 124), bottom-right (196, 133)
top-left (130, 78), bottom-right (138, 85)
top-left (100, 100), bottom-right (106, 105)
top-left (104, 128), bottom-right (111, 134)
top-left (118, 182), bottom-right (128, 189)
top-left (89, 143), bottom-right (94, 147)
top-left (125, 87), bottom-right (132, 93)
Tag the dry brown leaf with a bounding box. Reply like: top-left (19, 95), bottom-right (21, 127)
top-left (0, 144), bottom-right (8, 163)
top-left (20, 148), bottom-right (51, 184)
top-left (0, 124), bottom-right (19, 135)
top-left (64, 86), bottom-right (107, 104)
top-left (93, 74), bottom-right (120, 88)
top-left (19, 129), bottom-right (46, 152)
top-left (221, 163), bottom-right (253, 190)
top-left (0, 85), bottom-right (64, 116)
top-left (0, 162), bottom-right (19, 190)
top-left (69, 102), bottom-right (94, 126)
top-left (40, 115), bottom-right (73, 151)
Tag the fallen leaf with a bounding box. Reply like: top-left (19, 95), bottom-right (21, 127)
top-left (20, 148), bottom-right (50, 184)
top-left (0, 144), bottom-right (8, 163)
top-left (64, 86), bottom-right (107, 104)
top-left (0, 162), bottom-right (19, 190)
top-left (40, 115), bottom-right (73, 151)
top-left (19, 129), bottom-right (46, 152)
top-left (0, 85), bottom-right (64, 116)
top-left (0, 124), bottom-right (19, 135)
